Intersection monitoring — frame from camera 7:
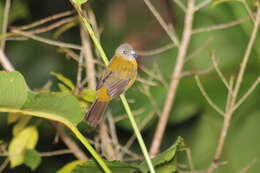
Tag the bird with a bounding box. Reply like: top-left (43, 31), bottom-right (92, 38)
top-left (85, 43), bottom-right (138, 127)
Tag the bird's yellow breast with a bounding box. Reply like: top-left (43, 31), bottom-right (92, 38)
top-left (108, 55), bottom-right (137, 79)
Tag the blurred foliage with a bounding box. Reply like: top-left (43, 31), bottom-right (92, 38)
top-left (0, 0), bottom-right (260, 173)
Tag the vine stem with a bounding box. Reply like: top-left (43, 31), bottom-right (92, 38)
top-left (70, 1), bottom-right (155, 173)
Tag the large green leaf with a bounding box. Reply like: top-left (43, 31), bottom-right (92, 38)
top-left (0, 71), bottom-right (84, 126)
top-left (72, 160), bottom-right (140, 173)
top-left (22, 92), bottom-right (84, 125)
top-left (0, 71), bottom-right (27, 109)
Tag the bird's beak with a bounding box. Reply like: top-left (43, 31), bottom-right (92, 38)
top-left (131, 50), bottom-right (137, 59)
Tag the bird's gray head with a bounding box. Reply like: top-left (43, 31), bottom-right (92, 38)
top-left (116, 43), bottom-right (137, 60)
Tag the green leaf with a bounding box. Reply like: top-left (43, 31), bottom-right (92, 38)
top-left (51, 72), bottom-right (75, 90)
top-left (139, 137), bottom-right (185, 173)
top-left (72, 160), bottom-right (140, 173)
top-left (8, 126), bottom-right (39, 168)
top-left (22, 92), bottom-right (84, 125)
top-left (57, 160), bottom-right (85, 173)
top-left (24, 149), bottom-right (42, 171)
top-left (58, 83), bottom-right (71, 93)
top-left (0, 71), bottom-right (27, 109)
top-left (12, 116), bottom-right (31, 136)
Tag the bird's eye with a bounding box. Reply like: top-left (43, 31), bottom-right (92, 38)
top-left (122, 50), bottom-right (127, 54)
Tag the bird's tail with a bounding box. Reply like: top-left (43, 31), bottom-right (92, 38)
top-left (85, 100), bottom-right (108, 127)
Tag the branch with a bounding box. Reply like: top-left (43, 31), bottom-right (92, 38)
top-left (0, 50), bottom-right (15, 71)
top-left (149, 0), bottom-right (195, 156)
top-left (192, 17), bottom-right (250, 34)
top-left (137, 43), bottom-right (176, 56)
top-left (0, 0), bottom-right (11, 49)
top-left (143, 0), bottom-right (179, 46)
top-left (195, 75), bottom-right (225, 116)
top-left (11, 30), bottom-right (82, 50)
top-left (207, 7), bottom-right (260, 173)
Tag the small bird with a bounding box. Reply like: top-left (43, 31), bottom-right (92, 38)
top-left (85, 43), bottom-right (138, 127)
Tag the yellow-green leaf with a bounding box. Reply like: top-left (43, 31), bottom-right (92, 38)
top-left (58, 83), bottom-right (71, 93)
top-left (57, 160), bottom-right (85, 173)
top-left (51, 72), bottom-right (75, 90)
top-left (12, 116), bottom-right (31, 136)
top-left (24, 149), bottom-right (42, 171)
top-left (79, 89), bottom-right (96, 102)
top-left (8, 126), bottom-right (39, 168)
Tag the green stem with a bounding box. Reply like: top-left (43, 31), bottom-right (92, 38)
top-left (120, 95), bottom-right (155, 173)
top-left (69, 125), bottom-right (112, 173)
top-left (71, 1), bottom-right (155, 173)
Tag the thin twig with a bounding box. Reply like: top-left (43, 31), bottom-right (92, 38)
top-left (0, 0), bottom-right (11, 49)
top-left (12, 30), bottom-right (82, 50)
top-left (28, 16), bottom-right (76, 34)
top-left (172, 0), bottom-right (186, 12)
top-left (238, 158), bottom-right (258, 173)
top-left (232, 9), bottom-right (260, 105)
top-left (210, 53), bottom-right (231, 90)
top-left (192, 16), bottom-right (250, 34)
top-left (76, 52), bottom-right (84, 90)
top-left (0, 49), bottom-right (15, 71)
top-left (232, 76), bottom-right (260, 112)
top-left (55, 124), bottom-right (88, 160)
top-left (80, 13), bottom-right (96, 89)
top-left (225, 76), bottom-right (234, 112)
top-left (240, 0), bottom-right (255, 23)
top-left (185, 37), bottom-right (213, 62)
top-left (107, 112), bottom-right (121, 160)
top-left (122, 111), bottom-right (155, 157)
top-left (40, 149), bottom-right (73, 157)
top-left (194, 0), bottom-right (212, 12)
top-left (137, 43), bottom-right (176, 56)
top-left (195, 75), bottom-right (225, 116)
top-left (13, 10), bottom-right (75, 30)
top-left (0, 158), bottom-right (9, 173)
top-left (185, 147), bottom-right (195, 171)
top-left (149, 0), bottom-right (195, 156)
top-left (99, 123), bottom-right (117, 160)
top-left (143, 0), bottom-right (179, 46)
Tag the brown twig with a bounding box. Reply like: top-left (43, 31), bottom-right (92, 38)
top-left (13, 10), bottom-right (75, 30)
top-left (80, 27), bottom-right (96, 89)
top-left (99, 123), bottom-right (117, 160)
top-left (39, 149), bottom-right (73, 157)
top-left (28, 16), bottom-right (76, 34)
top-left (172, 0), bottom-right (186, 12)
top-left (0, 49), bottom-right (15, 71)
top-left (194, 0), bottom-right (212, 12)
top-left (149, 0), bottom-right (195, 156)
top-left (0, 0), bottom-right (11, 49)
top-left (143, 0), bottom-right (179, 46)
top-left (137, 43), bottom-right (176, 56)
top-left (11, 30), bottom-right (82, 50)
top-left (55, 124), bottom-right (88, 160)
top-left (0, 158), bottom-right (9, 173)
top-left (207, 7), bottom-right (260, 173)
top-left (238, 158), bottom-right (258, 173)
top-left (192, 16), bottom-right (250, 34)
top-left (195, 75), bottom-right (225, 116)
